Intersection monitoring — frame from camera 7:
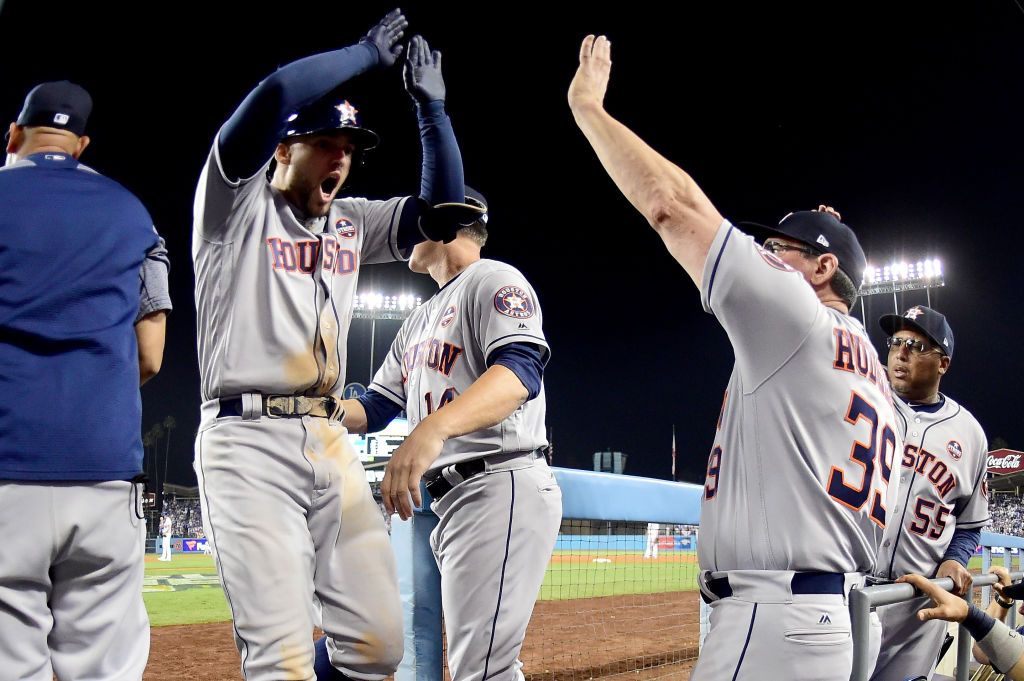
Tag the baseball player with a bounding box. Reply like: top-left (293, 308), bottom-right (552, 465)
top-left (569, 36), bottom-right (902, 680)
top-left (898, 573), bottom-right (1024, 680)
top-left (644, 522), bottom-right (660, 559)
top-left (0, 81), bottom-right (165, 680)
top-left (870, 306), bottom-right (990, 681)
top-left (192, 11), bottom-right (478, 680)
top-left (341, 188), bottom-right (562, 681)
top-left (159, 515), bottom-right (173, 561)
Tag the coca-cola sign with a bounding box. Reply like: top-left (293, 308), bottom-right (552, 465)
top-left (987, 449), bottom-right (1024, 475)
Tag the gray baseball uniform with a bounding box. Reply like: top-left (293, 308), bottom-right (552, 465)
top-left (692, 221), bottom-right (903, 681)
top-left (369, 258), bottom-right (562, 681)
top-left (871, 394), bottom-right (989, 681)
top-left (192, 141), bottom-right (405, 680)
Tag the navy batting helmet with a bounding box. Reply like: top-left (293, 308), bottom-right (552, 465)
top-left (283, 98), bottom-right (379, 150)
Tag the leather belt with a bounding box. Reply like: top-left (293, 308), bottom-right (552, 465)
top-left (701, 571), bottom-right (847, 604)
top-left (218, 395), bottom-right (343, 420)
top-left (424, 458), bottom-right (487, 501)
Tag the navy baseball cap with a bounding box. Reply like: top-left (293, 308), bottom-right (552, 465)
top-left (283, 98), bottom-right (379, 150)
top-left (879, 306), bottom-right (955, 358)
top-left (740, 211), bottom-right (868, 284)
top-left (14, 80), bottom-right (92, 136)
top-left (464, 186), bottom-right (488, 226)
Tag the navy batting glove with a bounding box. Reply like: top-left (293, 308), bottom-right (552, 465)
top-left (360, 8), bottom-right (408, 68)
top-left (403, 35), bottom-right (446, 105)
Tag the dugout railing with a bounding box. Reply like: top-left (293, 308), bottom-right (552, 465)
top-left (850, 534), bottom-right (1024, 681)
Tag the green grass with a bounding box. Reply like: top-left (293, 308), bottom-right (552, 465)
top-left (540, 556), bottom-right (699, 600)
top-left (145, 588), bottom-right (232, 627)
top-left (139, 551), bottom-right (1018, 627)
top-left (143, 554), bottom-right (231, 627)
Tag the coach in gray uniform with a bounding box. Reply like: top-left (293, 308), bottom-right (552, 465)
top-left (342, 189), bottom-right (562, 681)
top-left (569, 36), bottom-right (902, 681)
top-left (871, 306), bottom-right (990, 681)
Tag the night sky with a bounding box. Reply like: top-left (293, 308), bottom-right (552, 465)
top-left (3, 1), bottom-right (1022, 488)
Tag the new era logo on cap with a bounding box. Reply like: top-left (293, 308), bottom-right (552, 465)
top-left (816, 234), bottom-right (830, 248)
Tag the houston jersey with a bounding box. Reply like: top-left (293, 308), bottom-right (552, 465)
top-left (369, 259), bottom-right (549, 471)
top-left (875, 395), bottom-right (989, 578)
top-left (192, 137), bottom-right (407, 413)
top-left (698, 221), bottom-right (903, 574)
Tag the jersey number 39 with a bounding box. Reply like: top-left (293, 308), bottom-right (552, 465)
top-left (826, 392), bottom-right (896, 527)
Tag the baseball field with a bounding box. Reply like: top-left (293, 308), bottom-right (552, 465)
top-left (143, 549), bottom-right (704, 680)
top-left (142, 552), bottom-right (1002, 680)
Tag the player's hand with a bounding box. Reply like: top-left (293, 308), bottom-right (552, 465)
top-left (898, 573), bottom-right (969, 623)
top-left (815, 205), bottom-right (842, 221)
top-left (937, 559), bottom-right (973, 597)
top-left (403, 35), bottom-right (445, 105)
top-left (568, 35), bottom-right (612, 114)
top-left (990, 565), bottom-right (1012, 587)
top-left (361, 8), bottom-right (409, 68)
top-left (380, 421), bottom-right (445, 520)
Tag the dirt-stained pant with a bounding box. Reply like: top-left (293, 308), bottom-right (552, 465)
top-left (196, 414), bottom-right (403, 681)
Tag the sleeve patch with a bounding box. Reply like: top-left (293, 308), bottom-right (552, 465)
top-left (493, 285), bottom-right (535, 319)
top-left (946, 440), bottom-right (963, 460)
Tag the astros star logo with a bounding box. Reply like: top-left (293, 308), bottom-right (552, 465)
top-left (904, 306), bottom-right (924, 320)
top-left (493, 285), bottom-right (535, 319)
top-left (336, 101), bottom-right (358, 125)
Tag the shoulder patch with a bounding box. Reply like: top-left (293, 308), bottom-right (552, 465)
top-left (946, 440), bottom-right (963, 461)
top-left (335, 217), bottom-right (357, 239)
top-left (757, 247), bottom-right (796, 272)
top-left (494, 285), bottom-right (535, 319)
top-left (440, 305), bottom-right (457, 328)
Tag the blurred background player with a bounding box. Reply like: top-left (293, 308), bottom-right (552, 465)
top-left (644, 522), bottom-right (660, 560)
top-left (159, 515), bottom-right (173, 561)
top-left (871, 306), bottom-right (990, 681)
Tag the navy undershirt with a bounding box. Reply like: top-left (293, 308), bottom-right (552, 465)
top-left (358, 342), bottom-right (546, 434)
top-left (217, 42), bottom-right (463, 250)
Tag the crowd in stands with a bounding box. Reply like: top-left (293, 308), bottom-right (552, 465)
top-left (989, 494), bottom-right (1024, 537)
top-left (161, 498), bottom-right (204, 537)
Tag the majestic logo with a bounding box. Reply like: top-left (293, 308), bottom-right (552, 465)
top-left (904, 306), bottom-right (925, 320)
top-left (818, 613), bottom-right (832, 625)
top-left (946, 440), bottom-right (963, 461)
top-left (494, 285), bottom-right (535, 319)
top-left (336, 101), bottom-right (359, 126)
top-left (335, 218), bottom-right (357, 239)
top-left (987, 450), bottom-right (1024, 475)
top-left (440, 305), bottom-right (456, 328)
top-left (53, 113), bottom-right (69, 125)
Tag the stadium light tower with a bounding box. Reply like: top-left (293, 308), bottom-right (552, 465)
top-left (857, 257), bottom-right (946, 324)
top-left (352, 292), bottom-right (423, 382)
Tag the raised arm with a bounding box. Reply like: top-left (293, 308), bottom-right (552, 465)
top-left (218, 9), bottom-right (408, 182)
top-left (568, 35), bottom-right (723, 285)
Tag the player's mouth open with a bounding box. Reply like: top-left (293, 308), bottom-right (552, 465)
top-left (320, 173), bottom-right (342, 199)
top-left (891, 366), bottom-right (908, 378)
